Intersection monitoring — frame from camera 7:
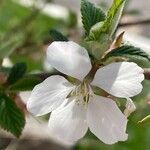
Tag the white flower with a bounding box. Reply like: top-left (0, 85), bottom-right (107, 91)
top-left (27, 41), bottom-right (144, 145)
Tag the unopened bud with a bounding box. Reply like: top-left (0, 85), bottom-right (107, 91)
top-left (124, 98), bottom-right (136, 117)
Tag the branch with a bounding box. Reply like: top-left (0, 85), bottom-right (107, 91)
top-left (0, 135), bottom-right (68, 150)
top-left (30, 71), bottom-right (67, 81)
top-left (31, 68), bottom-right (150, 81)
top-left (119, 19), bottom-right (150, 27)
top-left (0, 6), bottom-right (43, 42)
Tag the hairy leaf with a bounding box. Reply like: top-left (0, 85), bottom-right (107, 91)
top-left (7, 62), bottom-right (27, 85)
top-left (87, 0), bottom-right (126, 41)
top-left (103, 45), bottom-right (150, 61)
top-left (81, 0), bottom-right (106, 36)
top-left (50, 29), bottom-right (68, 41)
top-left (0, 93), bottom-right (25, 137)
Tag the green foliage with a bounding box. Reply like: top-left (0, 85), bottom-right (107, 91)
top-left (7, 62), bottom-right (27, 85)
top-left (0, 0), bottom-right (65, 42)
top-left (139, 115), bottom-right (150, 125)
top-left (0, 0), bottom-right (66, 67)
top-left (0, 33), bottom-right (25, 59)
top-left (81, 0), bottom-right (106, 36)
top-left (50, 29), bottom-right (68, 41)
top-left (67, 11), bottom-right (78, 28)
top-left (87, 0), bottom-right (126, 41)
top-left (0, 93), bottom-right (25, 137)
top-left (0, 67), bottom-right (11, 74)
top-left (9, 76), bottom-right (41, 91)
top-left (102, 45), bottom-right (150, 61)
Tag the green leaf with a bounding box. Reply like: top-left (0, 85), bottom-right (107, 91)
top-left (9, 76), bottom-right (41, 91)
top-left (0, 67), bottom-right (11, 74)
top-left (102, 45), bottom-right (150, 61)
top-left (7, 62), bottom-right (27, 85)
top-left (0, 93), bottom-right (25, 137)
top-left (49, 29), bottom-right (68, 41)
top-left (87, 0), bottom-right (126, 41)
top-left (81, 0), bottom-right (106, 36)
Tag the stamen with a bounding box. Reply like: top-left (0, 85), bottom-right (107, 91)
top-left (69, 82), bottom-right (93, 106)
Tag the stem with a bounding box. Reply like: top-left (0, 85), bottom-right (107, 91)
top-left (80, 63), bottom-right (100, 83)
top-left (28, 71), bottom-right (67, 80)
top-left (119, 19), bottom-right (150, 27)
top-left (30, 68), bottom-right (150, 81)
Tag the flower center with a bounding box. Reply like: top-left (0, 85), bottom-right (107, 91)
top-left (70, 82), bottom-right (93, 105)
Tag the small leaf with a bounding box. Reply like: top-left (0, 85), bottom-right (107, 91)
top-left (0, 93), bottom-right (25, 137)
top-left (87, 0), bottom-right (126, 41)
top-left (138, 115), bottom-right (150, 125)
top-left (102, 45), bottom-right (150, 61)
top-left (49, 29), bottom-right (68, 41)
top-left (7, 62), bottom-right (27, 85)
top-left (9, 76), bottom-right (41, 91)
top-left (81, 0), bottom-right (106, 36)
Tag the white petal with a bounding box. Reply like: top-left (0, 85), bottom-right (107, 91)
top-left (48, 98), bottom-right (88, 145)
top-left (87, 95), bottom-right (128, 144)
top-left (27, 75), bottom-right (74, 116)
top-left (47, 41), bottom-right (92, 80)
top-left (19, 91), bottom-right (31, 104)
top-left (124, 98), bottom-right (136, 117)
top-left (92, 62), bottom-right (144, 98)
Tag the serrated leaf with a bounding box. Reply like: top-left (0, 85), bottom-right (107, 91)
top-left (102, 45), bottom-right (150, 61)
top-left (7, 62), bottom-right (27, 85)
top-left (49, 29), bottom-right (68, 41)
top-left (9, 76), bottom-right (41, 91)
top-left (87, 0), bottom-right (126, 41)
top-left (0, 93), bottom-right (25, 137)
top-left (81, 0), bottom-right (106, 36)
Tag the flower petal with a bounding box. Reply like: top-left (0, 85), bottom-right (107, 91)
top-left (124, 98), bottom-right (136, 117)
top-left (92, 62), bottom-right (144, 98)
top-left (87, 95), bottom-right (128, 144)
top-left (19, 91), bottom-right (31, 104)
top-left (48, 98), bottom-right (88, 145)
top-left (47, 41), bottom-right (92, 80)
top-left (27, 75), bottom-right (74, 116)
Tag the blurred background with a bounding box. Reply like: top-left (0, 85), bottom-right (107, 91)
top-left (0, 0), bottom-right (150, 150)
